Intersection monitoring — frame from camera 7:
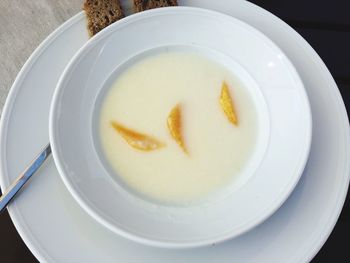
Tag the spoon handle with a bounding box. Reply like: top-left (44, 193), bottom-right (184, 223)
top-left (0, 144), bottom-right (51, 213)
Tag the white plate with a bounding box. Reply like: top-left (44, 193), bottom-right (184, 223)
top-left (0, 0), bottom-right (348, 262)
top-left (50, 7), bottom-right (310, 248)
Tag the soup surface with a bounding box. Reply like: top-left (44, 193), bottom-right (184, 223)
top-left (99, 52), bottom-right (258, 204)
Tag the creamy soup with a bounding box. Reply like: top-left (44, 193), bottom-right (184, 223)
top-left (99, 52), bottom-right (258, 204)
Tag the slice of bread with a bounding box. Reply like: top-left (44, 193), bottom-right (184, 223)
top-left (83, 0), bottom-right (124, 37)
top-left (133, 0), bottom-right (178, 12)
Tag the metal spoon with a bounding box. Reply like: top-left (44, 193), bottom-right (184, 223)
top-left (0, 144), bottom-right (51, 213)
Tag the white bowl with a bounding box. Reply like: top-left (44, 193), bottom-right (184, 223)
top-left (49, 7), bottom-right (312, 248)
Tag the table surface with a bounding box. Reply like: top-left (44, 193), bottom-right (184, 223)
top-left (0, 0), bottom-right (349, 262)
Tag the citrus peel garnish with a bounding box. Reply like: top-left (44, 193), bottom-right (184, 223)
top-left (220, 82), bottom-right (238, 125)
top-left (167, 104), bottom-right (187, 153)
top-left (111, 121), bottom-right (165, 151)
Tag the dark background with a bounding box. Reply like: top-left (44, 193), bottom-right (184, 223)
top-left (0, 0), bottom-right (349, 262)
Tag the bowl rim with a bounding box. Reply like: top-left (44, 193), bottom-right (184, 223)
top-left (49, 6), bottom-right (312, 248)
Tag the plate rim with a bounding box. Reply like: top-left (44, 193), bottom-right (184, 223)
top-left (0, 12), bottom-right (86, 263)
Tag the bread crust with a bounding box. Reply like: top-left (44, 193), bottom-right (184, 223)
top-left (83, 0), bottom-right (124, 36)
top-left (133, 0), bottom-right (178, 12)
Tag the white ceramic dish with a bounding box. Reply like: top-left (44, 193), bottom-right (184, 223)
top-left (0, 0), bottom-right (348, 262)
top-left (49, 7), bottom-right (311, 248)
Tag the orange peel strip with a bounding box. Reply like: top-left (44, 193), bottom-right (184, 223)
top-left (167, 104), bottom-right (187, 153)
top-left (111, 121), bottom-right (165, 151)
top-left (220, 82), bottom-right (238, 125)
